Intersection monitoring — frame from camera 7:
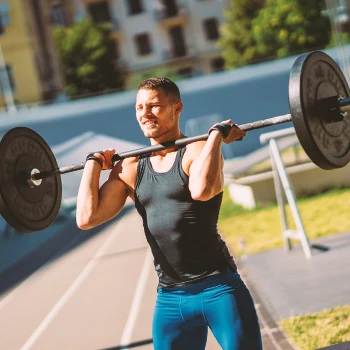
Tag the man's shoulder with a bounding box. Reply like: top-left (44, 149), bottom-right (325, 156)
top-left (185, 140), bottom-right (206, 157)
top-left (110, 156), bottom-right (138, 179)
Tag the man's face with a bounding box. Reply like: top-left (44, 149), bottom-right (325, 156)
top-left (135, 88), bottom-right (181, 140)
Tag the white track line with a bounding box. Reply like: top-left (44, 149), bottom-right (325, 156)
top-left (0, 223), bottom-right (90, 313)
top-left (120, 249), bottom-right (152, 346)
top-left (20, 225), bottom-right (122, 350)
top-left (0, 291), bottom-right (15, 312)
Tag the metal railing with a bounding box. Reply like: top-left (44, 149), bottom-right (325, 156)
top-left (260, 128), bottom-right (312, 259)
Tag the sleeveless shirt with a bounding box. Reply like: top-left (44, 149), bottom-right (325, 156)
top-left (134, 146), bottom-right (237, 287)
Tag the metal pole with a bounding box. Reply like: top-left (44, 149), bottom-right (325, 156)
top-left (269, 145), bottom-right (291, 252)
top-left (269, 138), bottom-right (312, 259)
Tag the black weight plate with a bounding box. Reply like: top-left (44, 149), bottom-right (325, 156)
top-left (289, 51), bottom-right (350, 170)
top-left (0, 127), bottom-right (62, 232)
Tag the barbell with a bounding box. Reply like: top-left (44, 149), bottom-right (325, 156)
top-left (0, 51), bottom-right (350, 233)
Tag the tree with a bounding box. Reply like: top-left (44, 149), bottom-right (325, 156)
top-left (128, 67), bottom-right (183, 89)
top-left (218, 0), bottom-right (266, 69)
top-left (53, 18), bottom-right (125, 98)
top-left (252, 0), bottom-right (331, 59)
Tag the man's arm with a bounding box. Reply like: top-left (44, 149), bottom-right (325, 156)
top-left (76, 150), bottom-right (128, 230)
top-left (188, 120), bottom-right (246, 201)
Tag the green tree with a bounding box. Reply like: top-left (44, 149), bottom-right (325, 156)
top-left (128, 67), bottom-right (183, 89)
top-left (252, 0), bottom-right (331, 59)
top-left (218, 0), bottom-right (266, 69)
top-left (53, 18), bottom-right (125, 98)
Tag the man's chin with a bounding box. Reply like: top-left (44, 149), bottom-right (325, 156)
top-left (142, 127), bottom-right (160, 138)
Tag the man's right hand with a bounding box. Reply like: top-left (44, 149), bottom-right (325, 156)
top-left (101, 149), bottom-right (116, 169)
top-left (86, 149), bottom-right (116, 170)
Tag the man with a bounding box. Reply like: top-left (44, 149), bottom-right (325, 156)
top-left (76, 77), bottom-right (262, 349)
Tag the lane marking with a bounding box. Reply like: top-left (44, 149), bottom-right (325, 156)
top-left (0, 291), bottom-right (15, 312)
top-left (120, 249), bottom-right (152, 346)
top-left (0, 227), bottom-right (87, 313)
top-left (20, 225), bottom-right (122, 350)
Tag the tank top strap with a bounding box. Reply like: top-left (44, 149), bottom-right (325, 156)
top-left (135, 153), bottom-right (151, 190)
top-left (175, 146), bottom-right (189, 184)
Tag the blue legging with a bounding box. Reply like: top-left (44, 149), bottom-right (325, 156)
top-left (152, 270), bottom-right (262, 350)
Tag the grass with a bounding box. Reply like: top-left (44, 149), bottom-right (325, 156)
top-left (219, 188), bottom-right (350, 349)
top-left (218, 186), bottom-right (350, 257)
top-left (219, 186), bottom-right (350, 349)
top-left (247, 144), bottom-right (312, 175)
top-left (280, 305), bottom-right (350, 350)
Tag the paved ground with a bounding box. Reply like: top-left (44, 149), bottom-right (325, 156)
top-left (1, 204), bottom-right (349, 349)
top-left (0, 207), bottom-right (236, 350)
top-left (0, 204), bottom-right (298, 350)
top-left (240, 232), bottom-right (350, 320)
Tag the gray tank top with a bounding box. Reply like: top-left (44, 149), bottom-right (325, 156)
top-left (134, 146), bottom-right (237, 287)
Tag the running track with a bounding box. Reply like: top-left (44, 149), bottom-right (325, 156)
top-left (0, 207), bottom-right (224, 350)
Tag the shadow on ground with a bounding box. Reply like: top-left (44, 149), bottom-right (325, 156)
top-left (0, 205), bottom-right (134, 296)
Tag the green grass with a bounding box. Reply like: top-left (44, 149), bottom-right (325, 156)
top-left (280, 305), bottom-right (350, 350)
top-left (248, 144), bottom-right (309, 175)
top-left (219, 188), bottom-right (350, 348)
top-left (218, 187), bottom-right (350, 257)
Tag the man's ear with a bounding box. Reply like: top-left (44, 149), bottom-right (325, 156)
top-left (174, 101), bottom-right (183, 114)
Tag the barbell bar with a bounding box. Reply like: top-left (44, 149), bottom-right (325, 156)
top-left (0, 50), bottom-right (350, 233)
top-left (30, 113), bottom-right (293, 183)
top-left (26, 100), bottom-right (350, 183)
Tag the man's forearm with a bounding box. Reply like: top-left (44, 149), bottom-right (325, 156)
top-left (76, 161), bottom-right (102, 227)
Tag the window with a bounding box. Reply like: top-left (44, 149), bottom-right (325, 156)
top-left (177, 67), bottom-right (193, 78)
top-left (0, 65), bottom-right (15, 93)
top-left (51, 5), bottom-right (67, 26)
top-left (203, 18), bottom-right (219, 41)
top-left (211, 57), bottom-right (225, 72)
top-left (88, 1), bottom-right (111, 23)
top-left (128, 0), bottom-right (143, 15)
top-left (169, 26), bottom-right (187, 58)
top-left (0, 1), bottom-right (10, 34)
top-left (135, 33), bottom-right (152, 56)
top-left (163, 0), bottom-right (178, 17)
top-left (114, 40), bottom-right (120, 60)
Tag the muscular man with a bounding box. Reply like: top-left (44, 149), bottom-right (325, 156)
top-left (76, 77), bottom-right (262, 350)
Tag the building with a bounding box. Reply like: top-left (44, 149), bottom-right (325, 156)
top-left (0, 0), bottom-right (75, 109)
top-left (67, 0), bottom-right (230, 86)
top-left (0, 0), bottom-right (229, 108)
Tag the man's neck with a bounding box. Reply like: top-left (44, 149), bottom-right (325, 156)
top-left (149, 131), bottom-right (185, 157)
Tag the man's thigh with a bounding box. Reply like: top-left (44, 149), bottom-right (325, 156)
top-left (203, 273), bottom-right (262, 350)
top-left (152, 291), bottom-right (208, 350)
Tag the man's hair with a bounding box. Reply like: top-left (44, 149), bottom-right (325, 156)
top-left (138, 77), bottom-right (181, 102)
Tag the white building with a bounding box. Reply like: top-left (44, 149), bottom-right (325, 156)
top-left (67, 0), bottom-right (229, 84)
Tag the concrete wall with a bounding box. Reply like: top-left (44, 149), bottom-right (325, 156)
top-left (228, 162), bottom-right (350, 208)
top-left (0, 46), bottom-right (347, 159)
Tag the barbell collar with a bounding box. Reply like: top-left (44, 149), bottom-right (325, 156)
top-left (338, 96), bottom-right (350, 113)
top-left (26, 169), bottom-right (42, 187)
top-left (240, 113), bottom-right (292, 132)
top-left (31, 162), bottom-right (86, 181)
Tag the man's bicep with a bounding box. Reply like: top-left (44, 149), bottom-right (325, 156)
top-left (187, 141), bottom-right (206, 175)
top-left (187, 142), bottom-right (225, 200)
top-left (97, 177), bottom-right (129, 222)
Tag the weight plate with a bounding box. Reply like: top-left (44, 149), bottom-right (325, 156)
top-left (0, 127), bottom-right (62, 232)
top-left (289, 51), bottom-right (350, 170)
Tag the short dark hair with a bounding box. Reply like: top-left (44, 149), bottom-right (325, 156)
top-left (138, 77), bottom-right (181, 102)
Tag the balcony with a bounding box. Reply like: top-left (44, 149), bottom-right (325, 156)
top-left (153, 4), bottom-right (187, 24)
top-left (110, 17), bottom-right (120, 31)
top-left (163, 45), bottom-right (195, 61)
